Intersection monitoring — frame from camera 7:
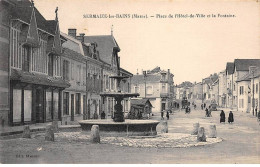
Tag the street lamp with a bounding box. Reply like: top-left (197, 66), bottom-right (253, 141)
top-left (143, 71), bottom-right (147, 98)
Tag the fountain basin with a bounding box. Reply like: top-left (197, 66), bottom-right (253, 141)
top-left (78, 119), bottom-right (160, 136)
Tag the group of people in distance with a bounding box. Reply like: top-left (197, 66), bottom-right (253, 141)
top-left (161, 110), bottom-right (170, 120)
top-left (220, 110), bottom-right (234, 123)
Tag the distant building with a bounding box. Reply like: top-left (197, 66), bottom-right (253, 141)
top-left (225, 59), bottom-right (260, 110)
top-left (236, 66), bottom-right (260, 114)
top-left (202, 74), bottom-right (218, 103)
top-left (131, 67), bottom-right (174, 113)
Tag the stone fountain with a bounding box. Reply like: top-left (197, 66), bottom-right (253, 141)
top-left (79, 50), bottom-right (160, 136)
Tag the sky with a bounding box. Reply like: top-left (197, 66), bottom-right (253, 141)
top-left (34, 0), bottom-right (260, 84)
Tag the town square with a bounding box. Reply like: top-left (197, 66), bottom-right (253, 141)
top-left (0, 0), bottom-right (260, 164)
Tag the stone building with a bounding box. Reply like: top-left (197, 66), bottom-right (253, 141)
top-left (236, 67), bottom-right (260, 114)
top-left (84, 34), bottom-right (132, 119)
top-left (225, 59), bottom-right (260, 110)
top-left (202, 74), bottom-right (218, 104)
top-left (218, 70), bottom-right (227, 107)
top-left (131, 67), bottom-right (174, 113)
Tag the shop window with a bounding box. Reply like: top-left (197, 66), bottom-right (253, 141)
top-left (76, 93), bottom-right (81, 114)
top-left (63, 92), bottom-right (69, 115)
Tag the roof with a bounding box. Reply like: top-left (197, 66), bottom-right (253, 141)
top-left (9, 1), bottom-right (58, 36)
top-left (234, 59), bottom-right (260, 71)
top-left (149, 66), bottom-right (161, 73)
top-left (131, 74), bottom-right (161, 84)
top-left (11, 69), bottom-right (70, 88)
top-left (236, 67), bottom-right (260, 82)
top-left (236, 73), bottom-right (251, 82)
top-left (61, 32), bottom-right (84, 55)
top-left (62, 48), bottom-right (86, 62)
top-left (120, 68), bottom-right (133, 77)
top-left (84, 35), bottom-right (119, 65)
top-left (226, 62), bottom-right (235, 74)
top-left (131, 99), bottom-right (153, 107)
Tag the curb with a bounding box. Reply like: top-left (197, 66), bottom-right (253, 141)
top-left (0, 125), bottom-right (81, 137)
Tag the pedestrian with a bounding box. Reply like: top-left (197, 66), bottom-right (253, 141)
top-left (205, 108), bottom-right (209, 117)
top-left (201, 104), bottom-right (204, 110)
top-left (208, 106), bottom-right (212, 117)
top-left (101, 111), bottom-right (106, 119)
top-left (194, 104), bottom-right (196, 110)
top-left (228, 111), bottom-right (234, 123)
top-left (255, 106), bottom-right (258, 117)
top-left (220, 110), bottom-right (225, 123)
top-left (204, 103), bottom-right (206, 108)
top-left (161, 110), bottom-right (164, 120)
top-left (166, 110), bottom-right (169, 120)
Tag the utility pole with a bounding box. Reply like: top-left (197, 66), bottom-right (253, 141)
top-left (202, 79), bottom-right (204, 104)
top-left (143, 71), bottom-right (147, 98)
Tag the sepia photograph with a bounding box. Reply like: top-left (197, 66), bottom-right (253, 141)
top-left (0, 0), bottom-right (260, 164)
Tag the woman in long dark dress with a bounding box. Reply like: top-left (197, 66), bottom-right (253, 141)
top-left (220, 110), bottom-right (225, 123)
top-left (228, 111), bottom-right (234, 123)
top-left (205, 108), bottom-right (209, 117)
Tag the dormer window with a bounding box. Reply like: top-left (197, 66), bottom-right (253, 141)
top-left (161, 74), bottom-right (166, 81)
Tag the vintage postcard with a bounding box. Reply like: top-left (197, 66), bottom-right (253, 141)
top-left (0, 0), bottom-right (259, 164)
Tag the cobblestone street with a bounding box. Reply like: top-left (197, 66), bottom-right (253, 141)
top-left (0, 108), bottom-right (259, 164)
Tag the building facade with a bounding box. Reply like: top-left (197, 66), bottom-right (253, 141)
top-left (2, 0), bottom-right (70, 126)
top-left (131, 67), bottom-right (174, 113)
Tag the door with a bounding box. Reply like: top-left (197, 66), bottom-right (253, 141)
top-left (36, 89), bottom-right (44, 123)
top-left (83, 95), bottom-right (86, 120)
top-left (71, 94), bottom-right (74, 121)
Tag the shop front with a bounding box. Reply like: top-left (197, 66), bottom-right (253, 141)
top-left (10, 69), bottom-right (70, 126)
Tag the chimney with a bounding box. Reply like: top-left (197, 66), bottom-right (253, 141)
top-left (68, 28), bottom-right (76, 38)
top-left (249, 66), bottom-right (257, 75)
top-left (76, 33), bottom-right (85, 42)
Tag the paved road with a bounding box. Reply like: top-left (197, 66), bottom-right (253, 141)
top-left (0, 108), bottom-right (259, 164)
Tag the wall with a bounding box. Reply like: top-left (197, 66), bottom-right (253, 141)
top-left (0, 2), bottom-right (10, 126)
top-left (237, 81), bottom-right (250, 112)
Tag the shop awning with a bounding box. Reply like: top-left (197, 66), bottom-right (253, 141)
top-left (11, 69), bottom-right (70, 88)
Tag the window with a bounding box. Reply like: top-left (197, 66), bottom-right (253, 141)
top-left (105, 75), bottom-right (109, 89)
top-left (48, 54), bottom-right (54, 76)
top-left (162, 84), bottom-right (166, 93)
top-left (77, 65), bottom-right (81, 82)
top-left (63, 92), bottom-right (69, 115)
top-left (256, 84), bottom-right (259, 94)
top-left (53, 56), bottom-right (60, 76)
top-left (240, 86), bottom-right (244, 95)
top-left (134, 86), bottom-right (139, 93)
top-left (10, 27), bottom-right (22, 69)
top-left (162, 74), bottom-right (166, 81)
top-left (63, 60), bottom-right (70, 80)
top-left (111, 78), bottom-right (114, 90)
top-left (22, 46), bottom-right (30, 72)
top-left (83, 67), bottom-right (86, 85)
top-left (75, 93), bottom-right (81, 114)
top-left (71, 63), bottom-right (74, 80)
top-left (147, 86), bottom-right (153, 95)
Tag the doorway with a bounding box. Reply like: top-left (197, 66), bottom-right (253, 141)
top-left (71, 94), bottom-right (74, 121)
top-left (35, 89), bottom-right (44, 123)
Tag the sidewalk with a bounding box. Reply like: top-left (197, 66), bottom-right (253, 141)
top-left (0, 122), bottom-right (81, 136)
